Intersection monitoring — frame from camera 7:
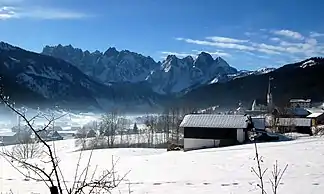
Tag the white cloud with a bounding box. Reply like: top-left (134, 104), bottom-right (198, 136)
top-left (176, 37), bottom-right (282, 55)
top-left (205, 36), bottom-right (248, 43)
top-left (176, 29), bottom-right (324, 59)
top-left (257, 48), bottom-right (281, 55)
top-left (0, 3), bottom-right (90, 20)
top-left (160, 50), bottom-right (231, 59)
top-left (270, 37), bottom-right (281, 42)
top-left (19, 7), bottom-right (89, 19)
top-left (160, 51), bottom-right (195, 58)
top-left (310, 32), bottom-right (324, 38)
top-left (244, 32), bottom-right (257, 37)
top-left (173, 29), bottom-right (324, 69)
top-left (176, 37), bottom-right (255, 51)
top-left (0, 6), bottom-right (17, 19)
top-left (272, 29), bottom-right (304, 40)
top-left (192, 50), bottom-right (231, 57)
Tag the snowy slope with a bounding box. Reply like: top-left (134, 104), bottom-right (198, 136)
top-left (42, 46), bottom-right (239, 94)
top-left (1, 136), bottom-right (324, 193)
top-left (227, 67), bottom-right (276, 80)
top-left (42, 45), bottom-right (159, 84)
top-left (0, 42), bottom-right (104, 109)
top-left (0, 42), bottom-right (164, 112)
top-left (42, 44), bottom-right (282, 95)
top-left (147, 53), bottom-right (238, 94)
top-left (300, 59), bottom-right (317, 68)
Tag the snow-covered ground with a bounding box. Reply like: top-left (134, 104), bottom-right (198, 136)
top-left (1, 136), bottom-right (324, 193)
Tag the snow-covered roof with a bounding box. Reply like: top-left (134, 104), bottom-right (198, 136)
top-left (306, 108), bottom-right (324, 114)
top-left (57, 130), bottom-right (77, 134)
top-left (180, 114), bottom-right (248, 129)
top-left (0, 131), bottom-right (16, 137)
top-left (307, 112), bottom-right (324, 118)
top-left (290, 99), bottom-right (311, 103)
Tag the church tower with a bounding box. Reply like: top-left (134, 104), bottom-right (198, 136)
top-left (267, 77), bottom-right (273, 111)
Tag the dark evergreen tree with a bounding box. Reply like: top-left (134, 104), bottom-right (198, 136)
top-left (133, 122), bottom-right (138, 134)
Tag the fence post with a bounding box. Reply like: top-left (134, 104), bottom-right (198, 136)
top-left (50, 186), bottom-right (59, 194)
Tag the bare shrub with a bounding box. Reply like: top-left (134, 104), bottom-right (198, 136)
top-left (0, 95), bottom-right (130, 194)
top-left (11, 138), bottom-right (43, 160)
top-left (249, 116), bottom-right (288, 194)
top-left (269, 161), bottom-right (288, 194)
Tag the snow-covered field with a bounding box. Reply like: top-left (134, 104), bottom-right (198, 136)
top-left (1, 136), bottom-right (324, 194)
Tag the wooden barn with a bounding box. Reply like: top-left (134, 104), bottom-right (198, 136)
top-left (180, 114), bottom-right (249, 151)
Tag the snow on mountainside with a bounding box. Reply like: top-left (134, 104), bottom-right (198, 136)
top-left (228, 67), bottom-right (276, 80)
top-left (42, 45), bottom-right (239, 94)
top-left (300, 59), bottom-right (317, 68)
top-left (0, 42), bottom-right (163, 111)
top-left (42, 45), bottom-right (159, 84)
top-left (147, 53), bottom-right (237, 94)
top-left (0, 42), bottom-right (109, 109)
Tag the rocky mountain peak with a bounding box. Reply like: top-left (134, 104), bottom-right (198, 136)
top-left (0, 41), bottom-right (18, 51)
top-left (165, 55), bottom-right (178, 61)
top-left (183, 56), bottom-right (194, 64)
top-left (214, 56), bottom-right (229, 65)
top-left (42, 44), bottom-right (240, 94)
top-left (104, 47), bottom-right (118, 56)
top-left (194, 52), bottom-right (214, 68)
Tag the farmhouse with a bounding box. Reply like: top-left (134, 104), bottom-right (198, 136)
top-left (35, 130), bottom-right (64, 141)
top-left (274, 117), bottom-right (312, 135)
top-left (307, 112), bottom-right (324, 126)
top-left (180, 114), bottom-right (249, 151)
top-left (57, 130), bottom-right (76, 139)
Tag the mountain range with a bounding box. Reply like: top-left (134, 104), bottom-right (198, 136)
top-left (181, 57), bottom-right (324, 109)
top-left (0, 42), bottom-right (164, 112)
top-left (43, 45), bottom-right (238, 94)
top-left (1, 41), bottom-right (323, 112)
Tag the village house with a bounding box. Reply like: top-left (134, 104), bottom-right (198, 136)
top-left (0, 130), bottom-right (31, 146)
top-left (267, 117), bottom-right (313, 135)
top-left (35, 130), bottom-right (63, 141)
top-left (57, 130), bottom-right (76, 139)
top-left (180, 114), bottom-right (249, 151)
top-left (290, 99), bottom-right (312, 108)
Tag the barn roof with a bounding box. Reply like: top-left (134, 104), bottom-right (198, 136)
top-left (180, 114), bottom-right (248, 129)
top-left (290, 99), bottom-right (311, 103)
top-left (306, 108), bottom-right (324, 114)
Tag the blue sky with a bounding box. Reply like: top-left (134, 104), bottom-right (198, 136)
top-left (1, 0), bottom-right (324, 70)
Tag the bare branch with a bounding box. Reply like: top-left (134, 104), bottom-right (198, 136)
top-left (0, 150), bottom-right (54, 187)
top-left (0, 94), bottom-right (130, 194)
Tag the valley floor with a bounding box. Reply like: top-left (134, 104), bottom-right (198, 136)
top-left (1, 136), bottom-right (324, 194)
